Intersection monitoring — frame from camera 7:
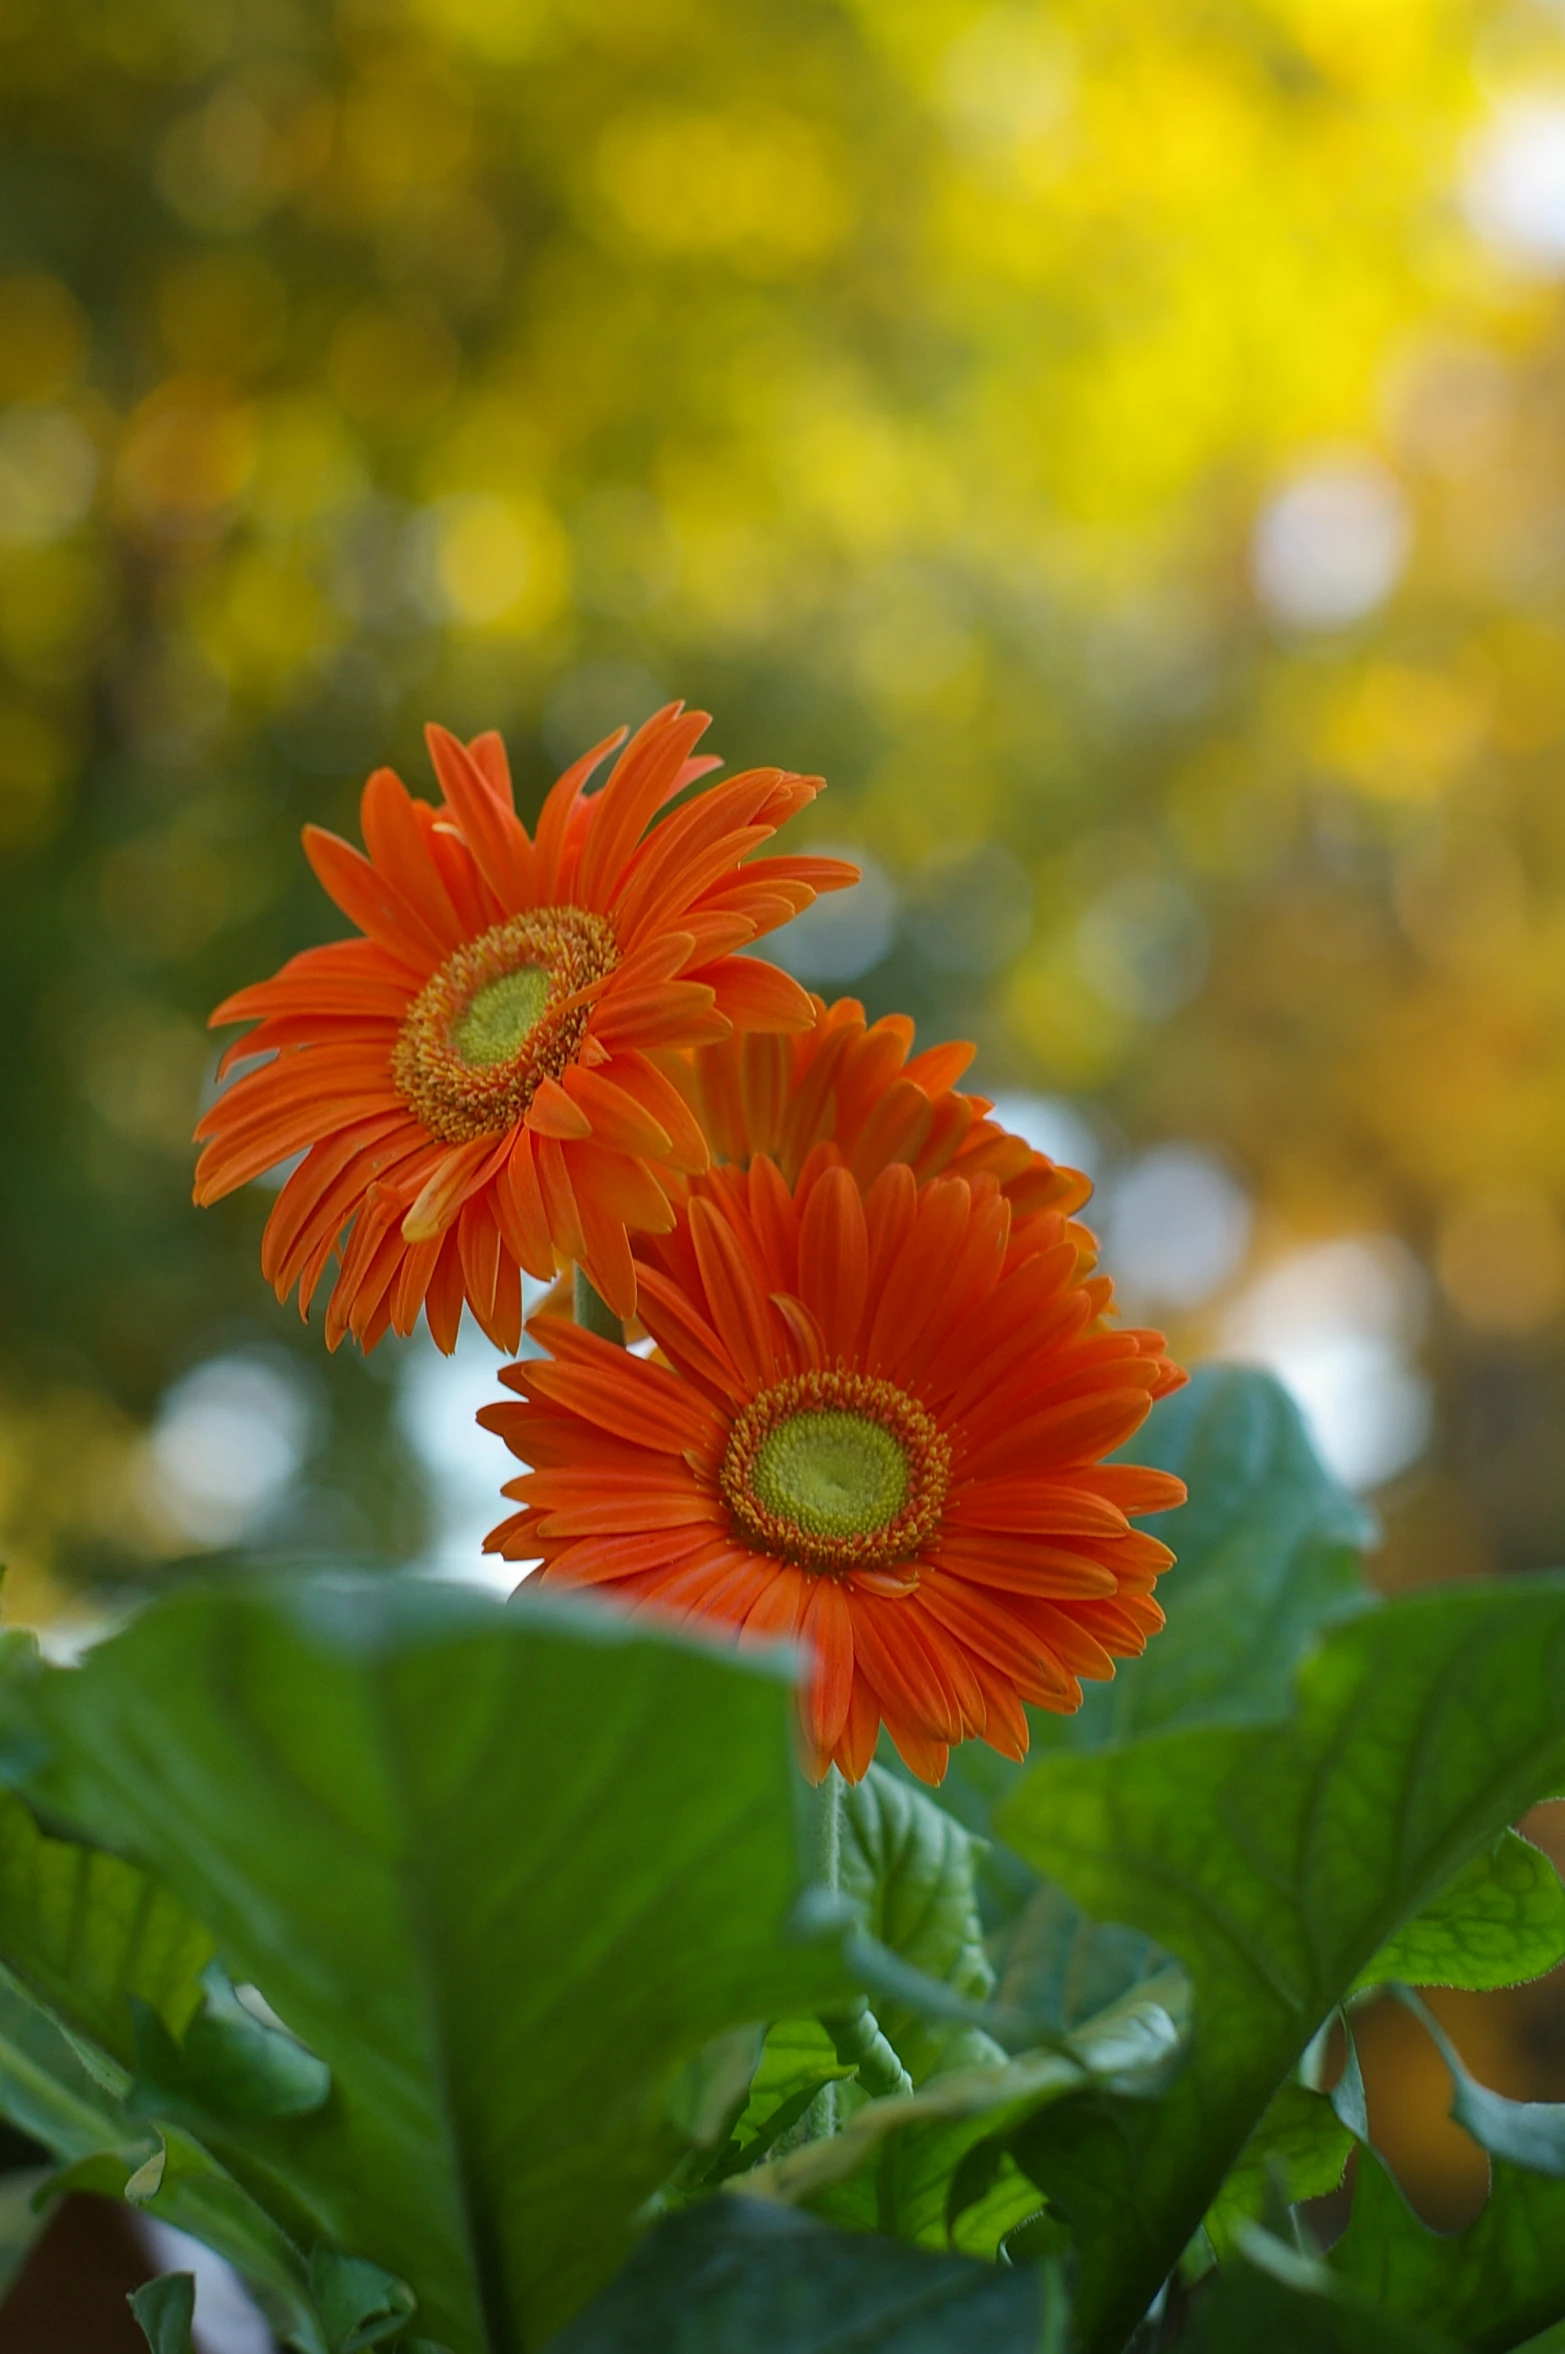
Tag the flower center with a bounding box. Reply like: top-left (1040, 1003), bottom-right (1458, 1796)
top-left (392, 905), bottom-right (617, 1144)
top-left (720, 1369), bottom-right (950, 1578)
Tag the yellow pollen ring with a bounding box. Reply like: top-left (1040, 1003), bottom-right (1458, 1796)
top-left (392, 904), bottom-right (618, 1144)
top-left (721, 1369), bottom-right (950, 1578)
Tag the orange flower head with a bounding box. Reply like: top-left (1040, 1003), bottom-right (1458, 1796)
top-left (674, 993), bottom-right (1094, 1230)
top-left (193, 706), bottom-right (856, 1351)
top-left (481, 1151), bottom-right (1186, 1784)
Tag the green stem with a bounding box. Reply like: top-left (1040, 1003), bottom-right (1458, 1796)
top-left (806, 1768), bottom-right (913, 2107)
top-left (572, 1266), bottom-right (624, 1345)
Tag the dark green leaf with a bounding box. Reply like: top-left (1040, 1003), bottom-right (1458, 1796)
top-left (995, 1579), bottom-right (1565, 2354)
top-left (1395, 1982), bottom-right (1565, 2174)
top-left (1332, 2146), bottom-right (1565, 2354)
top-left (541, 2194), bottom-right (1053, 2353)
top-left (0, 1575), bottom-right (852, 2351)
top-left (1182, 2251), bottom-right (1460, 2353)
top-left (127, 2272), bottom-right (196, 2354)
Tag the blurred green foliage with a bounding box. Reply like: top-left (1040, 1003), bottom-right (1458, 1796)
top-left (5, 0), bottom-right (1565, 1607)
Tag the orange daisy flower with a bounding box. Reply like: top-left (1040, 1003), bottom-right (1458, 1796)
top-left (192, 706), bottom-right (855, 1351)
top-left (674, 993), bottom-right (1092, 1225)
top-left (481, 1154), bottom-right (1185, 1783)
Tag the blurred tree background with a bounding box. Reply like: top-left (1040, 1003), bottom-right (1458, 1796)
top-left (5, 0), bottom-right (1565, 1650)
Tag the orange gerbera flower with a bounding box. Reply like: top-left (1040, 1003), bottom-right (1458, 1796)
top-left (675, 993), bottom-right (1091, 1225)
top-left (193, 706), bottom-right (855, 1350)
top-left (481, 1154), bottom-right (1185, 1783)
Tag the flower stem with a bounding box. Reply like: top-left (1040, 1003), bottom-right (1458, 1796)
top-left (572, 1266), bottom-right (624, 1345)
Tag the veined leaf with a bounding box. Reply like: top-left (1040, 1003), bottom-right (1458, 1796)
top-left (838, 1766), bottom-right (1002, 2083)
top-left (542, 2193), bottom-right (1054, 2352)
top-left (997, 1579), bottom-right (1565, 2354)
top-left (0, 1575), bottom-right (853, 2351)
top-left (1353, 1833), bottom-right (1565, 1997)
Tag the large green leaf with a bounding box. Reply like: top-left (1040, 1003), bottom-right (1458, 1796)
top-left (542, 2195), bottom-right (1055, 2352)
top-left (1352, 1833), bottom-right (1565, 1997)
top-left (0, 1575), bottom-right (852, 2353)
top-left (996, 1580), bottom-right (1565, 2354)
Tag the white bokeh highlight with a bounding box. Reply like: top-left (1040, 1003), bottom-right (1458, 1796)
top-left (1464, 97), bottom-right (1565, 274)
top-left (398, 1320), bottom-right (531, 1590)
top-left (1100, 1145), bottom-right (1254, 1311)
top-left (141, 1354), bottom-right (313, 1548)
top-left (1220, 1235), bottom-right (1432, 1491)
top-left (1251, 454), bottom-right (1410, 630)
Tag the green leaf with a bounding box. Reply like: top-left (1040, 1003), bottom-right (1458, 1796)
top-left (745, 1957), bottom-right (1187, 2258)
top-left (1332, 2146), bottom-right (1565, 2354)
top-left (1327, 1986), bottom-right (1565, 2352)
top-left (541, 2193), bottom-right (1055, 2353)
top-left (837, 1766), bottom-right (1003, 2082)
top-left (128, 2271), bottom-right (195, 2354)
top-left (1354, 1833), bottom-right (1565, 1996)
top-left (0, 1575), bottom-right (853, 2351)
top-left (989, 1879), bottom-right (1176, 2036)
top-left (310, 2244), bottom-right (417, 2352)
top-left (128, 1962), bottom-right (331, 2128)
top-left (0, 1953), bottom-right (320, 2346)
top-left (1391, 1983), bottom-right (1565, 2174)
top-left (995, 1579), bottom-right (1565, 2354)
top-left (0, 1774), bottom-right (212, 2066)
top-left (1203, 2080), bottom-right (1353, 2260)
top-left (929, 1366), bottom-right (1374, 1934)
top-left (1181, 2249), bottom-right (1461, 2353)
top-left (1070, 1363), bottom-right (1373, 1745)
top-left (707, 2018), bottom-right (852, 2180)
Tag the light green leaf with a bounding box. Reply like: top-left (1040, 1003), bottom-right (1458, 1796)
top-left (128, 2271), bottom-right (196, 2354)
top-left (996, 1579), bottom-right (1565, 2354)
top-left (708, 2018), bottom-right (852, 2180)
top-left (542, 2193), bottom-right (1054, 2352)
top-left (838, 1766), bottom-right (1002, 2082)
top-left (1354, 1833), bottom-right (1565, 1996)
top-left (1203, 2080), bottom-right (1353, 2260)
top-left (0, 1575), bottom-right (852, 2351)
top-left (0, 1773), bottom-right (212, 2065)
